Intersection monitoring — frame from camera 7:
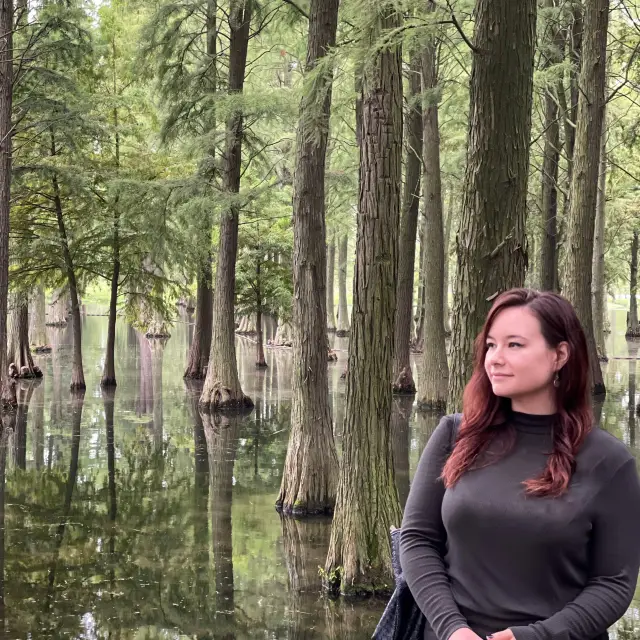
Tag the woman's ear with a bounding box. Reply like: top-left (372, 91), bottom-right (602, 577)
top-left (556, 341), bottom-right (570, 370)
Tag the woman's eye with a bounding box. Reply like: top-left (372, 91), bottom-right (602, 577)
top-left (486, 343), bottom-right (495, 349)
top-left (509, 342), bottom-right (523, 348)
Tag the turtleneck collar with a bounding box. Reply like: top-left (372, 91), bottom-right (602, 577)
top-left (509, 410), bottom-right (557, 434)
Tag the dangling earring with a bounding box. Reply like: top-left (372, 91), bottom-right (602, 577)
top-left (553, 371), bottom-right (560, 388)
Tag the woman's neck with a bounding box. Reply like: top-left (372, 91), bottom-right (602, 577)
top-left (510, 388), bottom-right (557, 415)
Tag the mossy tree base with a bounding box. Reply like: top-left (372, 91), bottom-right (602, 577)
top-left (199, 381), bottom-right (254, 412)
top-left (100, 375), bottom-right (117, 388)
top-left (392, 366), bottom-right (415, 395)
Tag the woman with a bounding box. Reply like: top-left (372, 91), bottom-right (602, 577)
top-left (400, 288), bottom-right (640, 640)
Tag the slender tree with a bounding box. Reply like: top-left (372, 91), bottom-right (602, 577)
top-left (185, 0), bottom-right (217, 380)
top-left (627, 231), bottom-right (640, 338)
top-left (324, 2), bottom-right (403, 595)
top-left (200, 1), bottom-right (253, 410)
top-left (448, 0), bottom-right (536, 410)
top-left (417, 18), bottom-right (448, 410)
top-left (392, 52), bottom-right (422, 395)
top-left (539, 0), bottom-right (564, 292)
top-left (278, 0), bottom-right (340, 516)
top-left (336, 233), bottom-right (349, 335)
top-left (327, 234), bottom-right (336, 332)
top-left (0, 0), bottom-right (14, 406)
top-left (592, 120), bottom-right (607, 358)
top-left (563, 0), bottom-right (608, 393)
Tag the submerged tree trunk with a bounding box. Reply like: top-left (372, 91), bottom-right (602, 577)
top-left (627, 231), bottom-right (640, 337)
top-left (327, 235), bottom-right (336, 332)
top-left (256, 304), bottom-right (267, 368)
top-left (7, 293), bottom-right (40, 379)
top-left (29, 287), bottom-right (49, 351)
top-left (336, 234), bottom-right (350, 335)
top-left (0, 0), bottom-right (13, 407)
top-left (448, 0), bottom-right (536, 410)
top-left (324, 3), bottom-right (403, 595)
top-left (278, 0), bottom-right (339, 517)
top-left (392, 53), bottom-right (422, 395)
top-left (592, 121), bottom-right (607, 358)
top-left (418, 27), bottom-right (448, 410)
top-left (563, 0), bottom-right (608, 394)
top-left (51, 131), bottom-right (85, 391)
top-left (185, 0), bottom-right (216, 380)
top-left (200, 2), bottom-right (253, 411)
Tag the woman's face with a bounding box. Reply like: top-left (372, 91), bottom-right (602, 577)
top-left (484, 306), bottom-right (568, 406)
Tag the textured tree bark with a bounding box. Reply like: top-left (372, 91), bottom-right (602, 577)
top-left (448, 0), bottom-right (536, 411)
top-left (540, 0), bottom-right (563, 292)
top-left (418, 29), bottom-right (448, 410)
top-left (414, 216), bottom-right (427, 350)
top-left (51, 131), bottom-right (85, 391)
top-left (29, 287), bottom-right (49, 351)
top-left (324, 3), bottom-right (403, 596)
top-left (563, 0), bottom-right (608, 395)
top-left (0, 0), bottom-right (13, 407)
top-left (327, 234), bottom-right (336, 332)
top-left (7, 292), bottom-right (40, 379)
top-left (392, 53), bottom-right (422, 395)
top-left (627, 231), bottom-right (640, 337)
top-left (278, 0), bottom-right (339, 517)
top-left (336, 234), bottom-right (350, 335)
top-left (592, 122), bottom-right (607, 358)
top-left (185, 0), bottom-right (216, 380)
top-left (200, 2), bottom-right (253, 411)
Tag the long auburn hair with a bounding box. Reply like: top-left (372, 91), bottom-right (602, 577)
top-left (442, 288), bottom-right (593, 497)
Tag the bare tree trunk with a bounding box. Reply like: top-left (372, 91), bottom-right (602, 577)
top-left (29, 286), bottom-right (49, 351)
top-left (392, 52), bottom-right (422, 395)
top-left (327, 234), bottom-right (336, 332)
top-left (185, 0), bottom-right (216, 380)
top-left (627, 231), bottom-right (640, 337)
top-left (336, 234), bottom-right (350, 335)
top-left (7, 292), bottom-right (40, 379)
top-left (443, 188), bottom-right (454, 331)
top-left (592, 119), bottom-right (607, 359)
top-left (200, 2), bottom-right (253, 411)
top-left (563, 0), bottom-right (608, 395)
top-left (0, 0), bottom-right (13, 407)
top-left (47, 289), bottom-right (69, 327)
top-left (324, 3), bottom-right (403, 595)
top-left (256, 304), bottom-right (267, 368)
top-left (414, 216), bottom-right (427, 350)
top-left (448, 0), bottom-right (536, 410)
top-left (418, 25), bottom-right (448, 410)
top-left (278, 0), bottom-right (339, 516)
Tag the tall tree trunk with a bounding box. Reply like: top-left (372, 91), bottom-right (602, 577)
top-left (29, 286), bottom-right (49, 350)
top-left (443, 188), bottom-right (454, 331)
top-left (418, 26), bottom-right (448, 410)
top-left (414, 216), bottom-right (427, 350)
top-left (627, 231), bottom-right (640, 337)
top-left (278, 0), bottom-right (339, 517)
top-left (592, 121), bottom-right (607, 358)
top-left (51, 131), bottom-right (85, 391)
top-left (327, 234), bottom-right (336, 332)
top-left (324, 3), bottom-right (403, 595)
top-left (102, 92), bottom-right (122, 387)
top-left (200, 2), bottom-right (253, 411)
top-left (336, 234), bottom-right (349, 335)
top-left (0, 0), bottom-right (13, 407)
top-left (392, 52), bottom-right (422, 395)
top-left (7, 292), bottom-right (40, 379)
top-left (256, 304), bottom-right (267, 368)
top-left (563, 0), bottom-right (608, 395)
top-left (448, 0), bottom-right (536, 410)
top-left (185, 0), bottom-right (217, 380)
top-left (540, 0), bottom-right (563, 292)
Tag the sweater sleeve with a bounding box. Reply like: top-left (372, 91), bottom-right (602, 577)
top-left (399, 415), bottom-right (469, 640)
top-left (511, 457), bottom-right (640, 640)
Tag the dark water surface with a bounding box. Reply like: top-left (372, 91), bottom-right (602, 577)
top-left (2, 308), bottom-right (639, 638)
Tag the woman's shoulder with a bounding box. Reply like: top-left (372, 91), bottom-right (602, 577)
top-left (578, 426), bottom-right (635, 478)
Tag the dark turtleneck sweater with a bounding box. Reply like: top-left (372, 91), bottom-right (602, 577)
top-left (400, 412), bottom-right (640, 640)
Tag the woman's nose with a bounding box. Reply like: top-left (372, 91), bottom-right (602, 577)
top-left (488, 346), bottom-right (504, 365)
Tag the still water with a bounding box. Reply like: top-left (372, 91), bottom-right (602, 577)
top-left (1, 308), bottom-right (639, 638)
